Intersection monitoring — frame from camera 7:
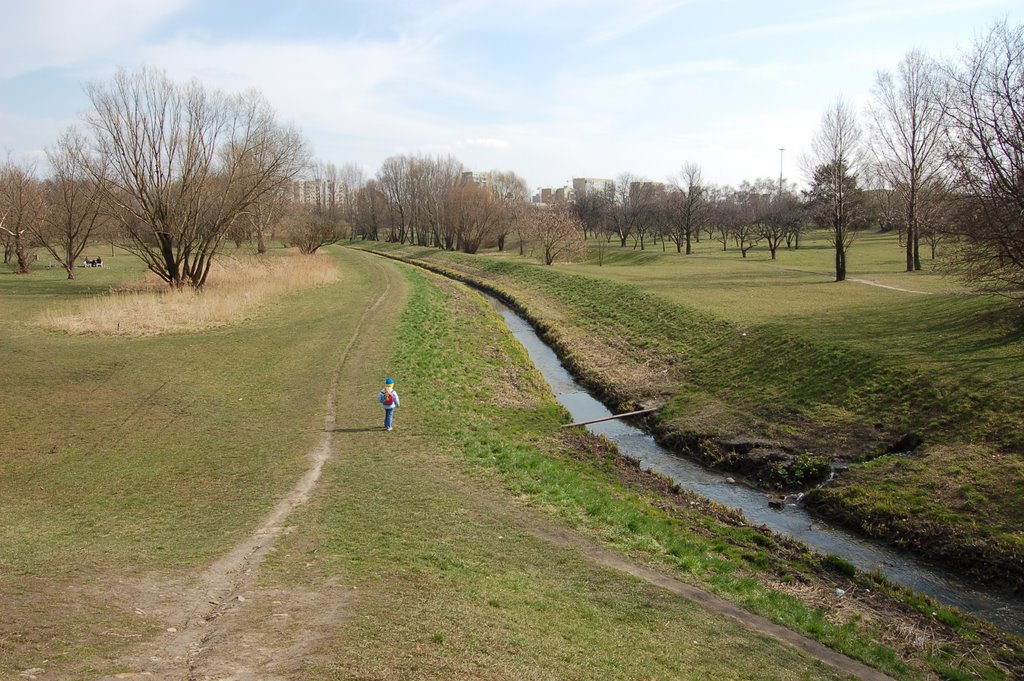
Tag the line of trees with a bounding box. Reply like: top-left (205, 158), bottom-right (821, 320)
top-left (2, 21), bottom-right (1021, 297)
top-left (347, 155), bottom-right (537, 255)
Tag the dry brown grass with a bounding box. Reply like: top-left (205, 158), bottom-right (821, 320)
top-left (39, 253), bottom-right (339, 336)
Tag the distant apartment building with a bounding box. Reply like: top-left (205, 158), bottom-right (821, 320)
top-left (292, 179), bottom-right (336, 205)
top-left (291, 178), bottom-right (353, 211)
top-left (535, 185), bottom-right (573, 204)
top-left (533, 176), bottom-right (616, 204)
top-left (572, 177), bottom-right (614, 199)
top-left (461, 171), bottom-right (493, 189)
top-left (629, 180), bottom-right (667, 198)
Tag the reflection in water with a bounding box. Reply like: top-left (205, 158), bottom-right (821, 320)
top-left (490, 297), bottom-right (1024, 635)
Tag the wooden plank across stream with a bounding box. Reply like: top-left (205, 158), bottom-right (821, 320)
top-left (560, 407), bottom-right (660, 428)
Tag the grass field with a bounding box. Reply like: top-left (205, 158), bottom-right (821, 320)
top-left (350, 229), bottom-right (1024, 594)
top-left (0, 248), bottom-right (370, 672)
top-left (1, 244), bottom-right (1019, 679)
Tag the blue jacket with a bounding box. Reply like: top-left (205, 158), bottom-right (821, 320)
top-left (378, 388), bottom-right (400, 409)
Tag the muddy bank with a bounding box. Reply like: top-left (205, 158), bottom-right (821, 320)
top-left (652, 422), bottom-right (1024, 593)
top-left (803, 487), bottom-right (1024, 593)
top-left (560, 430), bottom-right (1024, 678)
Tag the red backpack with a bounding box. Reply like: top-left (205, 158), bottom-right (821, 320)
top-left (382, 390), bottom-right (395, 406)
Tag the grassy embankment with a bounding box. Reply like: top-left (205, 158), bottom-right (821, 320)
top-left (336, 247), bottom-right (1022, 679)
top-left (348, 233), bottom-right (1024, 596)
top-left (0, 248), bottom-right (364, 675)
top-left (268, 260), bottom-right (982, 680)
top-left (1, 247), bottom-right (864, 680)
top-left (3, 245), bottom-right (1016, 678)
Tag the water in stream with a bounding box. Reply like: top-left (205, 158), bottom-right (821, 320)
top-left (489, 296), bottom-right (1024, 636)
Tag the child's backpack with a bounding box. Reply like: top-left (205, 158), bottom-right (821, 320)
top-left (382, 390), bottom-right (395, 406)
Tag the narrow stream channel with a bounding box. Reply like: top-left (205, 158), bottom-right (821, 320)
top-left (488, 296), bottom-right (1024, 636)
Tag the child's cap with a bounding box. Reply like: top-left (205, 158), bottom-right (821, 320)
top-left (385, 378), bottom-right (394, 385)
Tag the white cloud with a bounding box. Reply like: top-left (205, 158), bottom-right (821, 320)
top-left (3, 0), bottom-right (1020, 190)
top-left (0, 0), bottom-right (192, 78)
top-left (138, 35), bottom-right (446, 141)
top-left (573, 0), bottom-right (694, 47)
top-left (458, 138), bottom-right (511, 149)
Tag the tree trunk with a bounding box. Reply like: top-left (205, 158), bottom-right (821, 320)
top-left (905, 223), bottom-right (914, 272)
top-left (15, 232), bottom-right (30, 274)
top-left (685, 230), bottom-right (692, 255)
top-left (835, 243), bottom-right (846, 281)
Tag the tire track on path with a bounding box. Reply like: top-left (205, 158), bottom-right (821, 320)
top-left (110, 253), bottom-right (396, 680)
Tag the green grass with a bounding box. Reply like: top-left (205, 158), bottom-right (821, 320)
top-left (349, 235), bottom-right (1024, 590)
top-left (263, 266), bottom-right (890, 679)
top-left (0, 246), bottom-right (373, 671)
top-left (1, 243), bottom-right (1018, 679)
top-left (567, 232), bottom-right (1024, 386)
top-left (273, 261), bottom-right (1021, 679)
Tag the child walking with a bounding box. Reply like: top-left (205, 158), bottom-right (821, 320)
top-left (378, 378), bottom-right (400, 431)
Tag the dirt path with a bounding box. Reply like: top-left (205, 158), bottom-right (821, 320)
top-left (105, 253), bottom-right (400, 680)
top-left (778, 266), bottom-right (934, 294)
top-left (845, 276), bottom-right (933, 294)
top-left (100, 253), bottom-right (893, 681)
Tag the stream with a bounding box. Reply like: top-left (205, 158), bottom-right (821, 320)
top-left (488, 296), bottom-right (1024, 636)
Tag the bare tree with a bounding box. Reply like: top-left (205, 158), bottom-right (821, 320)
top-left (732, 180), bottom-right (768, 258)
top-left (353, 180), bottom-right (389, 241)
top-left (943, 20), bottom-right (1024, 301)
top-left (281, 209), bottom-right (342, 254)
top-left (377, 155), bottom-right (413, 243)
top-left (376, 154), bottom-right (462, 247)
top-left (32, 129), bottom-right (109, 278)
top-left (806, 99), bottom-right (865, 281)
top-left (527, 204), bottom-right (586, 265)
top-left (247, 186), bottom-right (290, 254)
top-left (667, 162), bottom-right (707, 254)
top-left (443, 183), bottom-right (504, 253)
top-left (486, 170), bottom-right (528, 251)
top-left (336, 162), bottom-right (367, 231)
top-left (80, 68), bottom-right (309, 288)
top-left (651, 191), bottom-right (673, 252)
top-left (0, 159), bottom-right (44, 274)
top-left (759, 181), bottom-right (802, 260)
top-left (868, 49), bottom-right (947, 272)
top-left (863, 168), bottom-right (901, 236)
top-left (628, 180), bottom-right (661, 250)
top-left (610, 173), bottom-right (647, 247)
top-left (421, 155), bottom-right (463, 249)
top-left (917, 178), bottom-right (954, 260)
top-left (282, 161), bottom-right (348, 254)
top-left (708, 185), bottom-right (736, 251)
top-left (571, 190), bottom-right (611, 241)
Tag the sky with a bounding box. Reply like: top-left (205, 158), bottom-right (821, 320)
top-left (1, 0), bottom-right (1021, 192)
